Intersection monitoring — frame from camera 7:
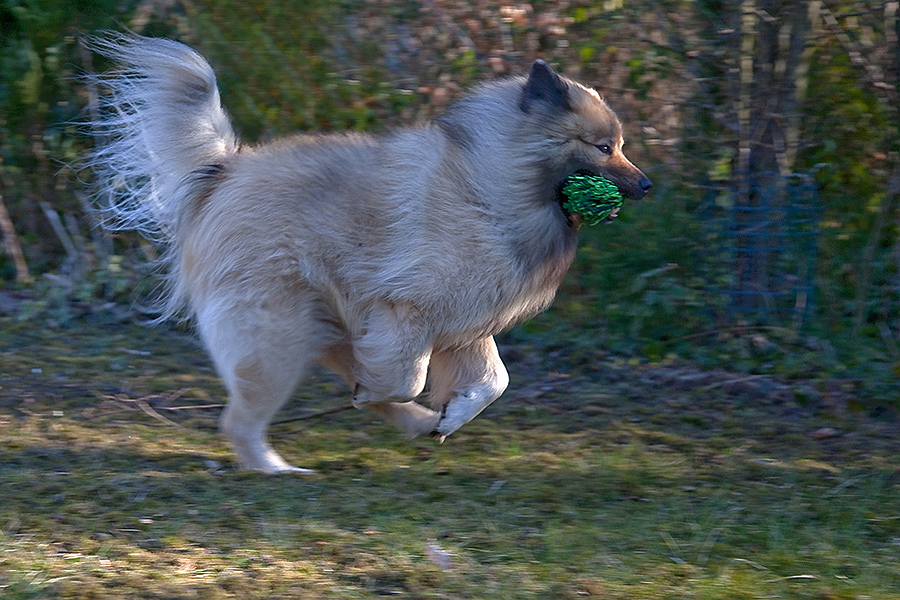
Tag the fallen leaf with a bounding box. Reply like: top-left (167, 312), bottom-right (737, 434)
top-left (810, 427), bottom-right (840, 440)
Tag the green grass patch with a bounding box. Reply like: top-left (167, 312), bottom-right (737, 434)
top-left (1, 318), bottom-right (899, 598)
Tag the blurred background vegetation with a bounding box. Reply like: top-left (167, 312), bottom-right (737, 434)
top-left (0, 0), bottom-right (897, 410)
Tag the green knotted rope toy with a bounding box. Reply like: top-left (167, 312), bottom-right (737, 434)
top-left (561, 173), bottom-right (624, 226)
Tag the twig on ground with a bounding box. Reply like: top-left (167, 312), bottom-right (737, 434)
top-left (162, 404), bottom-right (225, 411)
top-left (666, 325), bottom-right (792, 343)
top-left (134, 398), bottom-right (182, 428)
top-left (95, 390), bottom-right (218, 427)
top-left (272, 404), bottom-right (355, 425)
top-left (698, 374), bottom-right (767, 391)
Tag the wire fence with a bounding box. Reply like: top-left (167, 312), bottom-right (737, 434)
top-left (702, 172), bottom-right (821, 327)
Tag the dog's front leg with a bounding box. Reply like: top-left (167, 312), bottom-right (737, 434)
top-left (430, 336), bottom-right (509, 438)
top-left (351, 302), bottom-right (441, 437)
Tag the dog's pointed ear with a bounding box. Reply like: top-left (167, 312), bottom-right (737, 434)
top-left (520, 59), bottom-right (569, 113)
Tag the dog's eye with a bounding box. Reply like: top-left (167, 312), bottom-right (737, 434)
top-left (596, 144), bottom-right (612, 155)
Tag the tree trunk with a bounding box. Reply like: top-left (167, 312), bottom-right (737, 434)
top-left (733, 0), bottom-right (813, 319)
top-left (0, 191), bottom-right (31, 283)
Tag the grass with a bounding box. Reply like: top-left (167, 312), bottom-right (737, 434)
top-left (1, 316), bottom-right (899, 599)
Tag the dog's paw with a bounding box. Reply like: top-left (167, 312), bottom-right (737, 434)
top-left (236, 446), bottom-right (316, 475)
top-left (435, 405), bottom-right (468, 438)
top-left (270, 465), bottom-right (316, 475)
top-left (245, 462), bottom-right (316, 475)
top-left (435, 384), bottom-right (502, 440)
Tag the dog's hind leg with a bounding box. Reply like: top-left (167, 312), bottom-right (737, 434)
top-left (196, 295), bottom-right (325, 474)
top-left (429, 336), bottom-right (509, 438)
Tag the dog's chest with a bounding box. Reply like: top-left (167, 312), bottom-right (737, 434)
top-left (435, 246), bottom-right (576, 345)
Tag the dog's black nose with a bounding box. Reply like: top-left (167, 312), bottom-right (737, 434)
top-left (639, 176), bottom-right (653, 196)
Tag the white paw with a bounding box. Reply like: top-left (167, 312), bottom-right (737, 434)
top-left (436, 389), bottom-right (496, 437)
top-left (236, 446), bottom-right (315, 475)
top-left (435, 402), bottom-right (469, 437)
top-left (249, 461), bottom-right (316, 475)
top-left (271, 465), bottom-right (316, 475)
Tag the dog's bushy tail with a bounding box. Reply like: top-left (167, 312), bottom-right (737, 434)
top-left (85, 33), bottom-right (238, 243)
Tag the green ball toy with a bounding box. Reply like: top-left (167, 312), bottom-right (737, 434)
top-left (561, 173), bottom-right (624, 226)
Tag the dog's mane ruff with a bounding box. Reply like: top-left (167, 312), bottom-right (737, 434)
top-left (431, 76), bottom-right (580, 257)
top-left (435, 76), bottom-right (566, 199)
top-left (84, 33), bottom-right (239, 319)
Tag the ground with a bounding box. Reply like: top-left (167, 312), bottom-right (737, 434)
top-left (1, 315), bottom-right (899, 599)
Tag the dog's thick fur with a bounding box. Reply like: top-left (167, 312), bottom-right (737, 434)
top-left (86, 34), bottom-right (651, 473)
